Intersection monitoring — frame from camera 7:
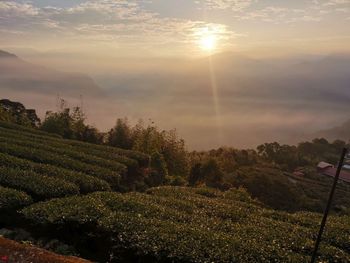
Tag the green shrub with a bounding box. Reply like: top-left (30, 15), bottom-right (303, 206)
top-left (0, 186), bottom-right (32, 210)
top-left (0, 122), bottom-right (149, 167)
top-left (21, 187), bottom-right (350, 262)
top-left (0, 127), bottom-right (140, 169)
top-left (0, 142), bottom-right (120, 188)
top-left (0, 133), bottom-right (127, 173)
top-left (0, 166), bottom-right (79, 199)
top-left (22, 195), bottom-right (110, 224)
top-left (0, 153), bottom-right (111, 193)
top-left (0, 121), bottom-right (61, 138)
top-left (194, 187), bottom-right (219, 198)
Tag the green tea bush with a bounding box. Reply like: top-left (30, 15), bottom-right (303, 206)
top-left (0, 134), bottom-right (127, 173)
top-left (21, 187), bottom-right (350, 262)
top-left (0, 153), bottom-right (111, 193)
top-left (0, 122), bottom-right (149, 167)
top-left (0, 166), bottom-right (79, 199)
top-left (0, 186), bottom-right (32, 210)
top-left (0, 127), bottom-right (140, 169)
top-left (22, 195), bottom-right (110, 225)
top-left (0, 142), bottom-right (120, 187)
top-left (0, 121), bottom-right (61, 138)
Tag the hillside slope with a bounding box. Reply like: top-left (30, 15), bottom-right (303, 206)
top-left (0, 122), bottom-right (350, 262)
top-left (0, 50), bottom-right (102, 97)
top-left (0, 121), bottom-right (149, 199)
top-left (21, 187), bottom-right (350, 262)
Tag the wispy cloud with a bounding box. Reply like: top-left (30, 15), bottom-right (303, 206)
top-left (0, 1), bottom-right (39, 16)
top-left (0, 0), bottom-right (238, 53)
top-left (195, 0), bottom-right (254, 11)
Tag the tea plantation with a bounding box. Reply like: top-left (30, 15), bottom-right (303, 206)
top-left (21, 187), bottom-right (350, 262)
top-left (0, 121), bottom-right (150, 210)
top-left (1, 121), bottom-right (350, 262)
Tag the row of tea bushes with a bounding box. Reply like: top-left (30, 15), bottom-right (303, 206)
top-left (0, 134), bottom-right (127, 173)
top-left (21, 187), bottom-right (350, 262)
top-left (0, 127), bottom-right (139, 170)
top-left (0, 121), bottom-right (61, 138)
top-left (0, 122), bottom-right (149, 167)
top-left (0, 186), bottom-right (32, 210)
top-left (0, 166), bottom-right (79, 200)
top-left (0, 153), bottom-right (111, 193)
top-left (0, 142), bottom-right (121, 188)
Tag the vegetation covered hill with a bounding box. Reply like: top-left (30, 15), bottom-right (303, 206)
top-left (18, 187), bottom-right (350, 262)
top-left (1, 101), bottom-right (350, 262)
top-left (0, 121), bottom-right (150, 196)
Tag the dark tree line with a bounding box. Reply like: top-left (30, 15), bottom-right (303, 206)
top-left (0, 99), bottom-right (40, 127)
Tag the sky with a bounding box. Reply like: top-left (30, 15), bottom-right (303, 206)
top-left (1, 0), bottom-right (350, 58)
top-left (1, 0), bottom-right (350, 150)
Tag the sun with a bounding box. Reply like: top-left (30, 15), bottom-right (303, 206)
top-left (194, 26), bottom-right (222, 52)
top-left (200, 34), bottom-right (217, 51)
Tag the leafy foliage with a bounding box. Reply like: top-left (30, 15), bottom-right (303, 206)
top-left (0, 131), bottom-right (127, 173)
top-left (0, 186), bottom-right (32, 210)
top-left (257, 139), bottom-right (350, 171)
top-left (22, 187), bottom-right (350, 262)
top-left (0, 166), bottom-right (79, 199)
top-left (108, 119), bottom-right (189, 178)
top-left (41, 101), bottom-right (102, 144)
top-left (0, 153), bottom-right (111, 193)
top-left (0, 119), bottom-right (150, 192)
top-left (0, 141), bottom-right (121, 188)
top-left (0, 99), bottom-right (40, 127)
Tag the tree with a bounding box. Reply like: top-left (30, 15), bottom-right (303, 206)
top-left (41, 100), bottom-right (102, 143)
top-left (0, 107), bottom-right (12, 122)
top-left (107, 118), bottom-right (133, 149)
top-left (108, 119), bottom-right (190, 178)
top-left (188, 163), bottom-right (202, 186)
top-left (201, 159), bottom-right (224, 188)
top-left (41, 108), bottom-right (73, 138)
top-left (0, 99), bottom-right (40, 127)
top-left (147, 151), bottom-right (168, 186)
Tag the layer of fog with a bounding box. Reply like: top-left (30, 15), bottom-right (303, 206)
top-left (1, 51), bottom-right (349, 150)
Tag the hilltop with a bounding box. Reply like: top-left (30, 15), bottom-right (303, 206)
top-left (0, 50), bottom-right (17, 58)
top-left (312, 119), bottom-right (350, 142)
top-left (0, 50), bottom-right (102, 97)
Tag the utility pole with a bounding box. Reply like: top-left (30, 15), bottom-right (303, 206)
top-left (310, 148), bottom-right (348, 263)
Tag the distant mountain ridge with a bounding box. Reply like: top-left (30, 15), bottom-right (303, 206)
top-left (0, 49), bottom-right (102, 97)
top-left (313, 119), bottom-right (350, 142)
top-left (0, 50), bottom-right (17, 58)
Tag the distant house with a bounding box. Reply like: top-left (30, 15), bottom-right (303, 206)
top-left (317, 161), bottom-right (350, 183)
top-left (317, 162), bottom-right (334, 171)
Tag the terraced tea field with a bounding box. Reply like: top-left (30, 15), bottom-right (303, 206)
top-left (1, 121), bottom-right (350, 262)
top-left (0, 121), bottom-right (149, 206)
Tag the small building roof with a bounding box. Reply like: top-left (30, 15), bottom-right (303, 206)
top-left (317, 161), bottom-right (334, 169)
top-left (320, 167), bottom-right (350, 183)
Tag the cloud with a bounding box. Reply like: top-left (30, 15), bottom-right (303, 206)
top-left (195, 0), bottom-right (254, 11)
top-left (323, 0), bottom-right (350, 6)
top-left (0, 1), bottom-right (39, 16)
top-left (0, 0), bottom-right (237, 54)
top-left (237, 6), bottom-right (323, 23)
